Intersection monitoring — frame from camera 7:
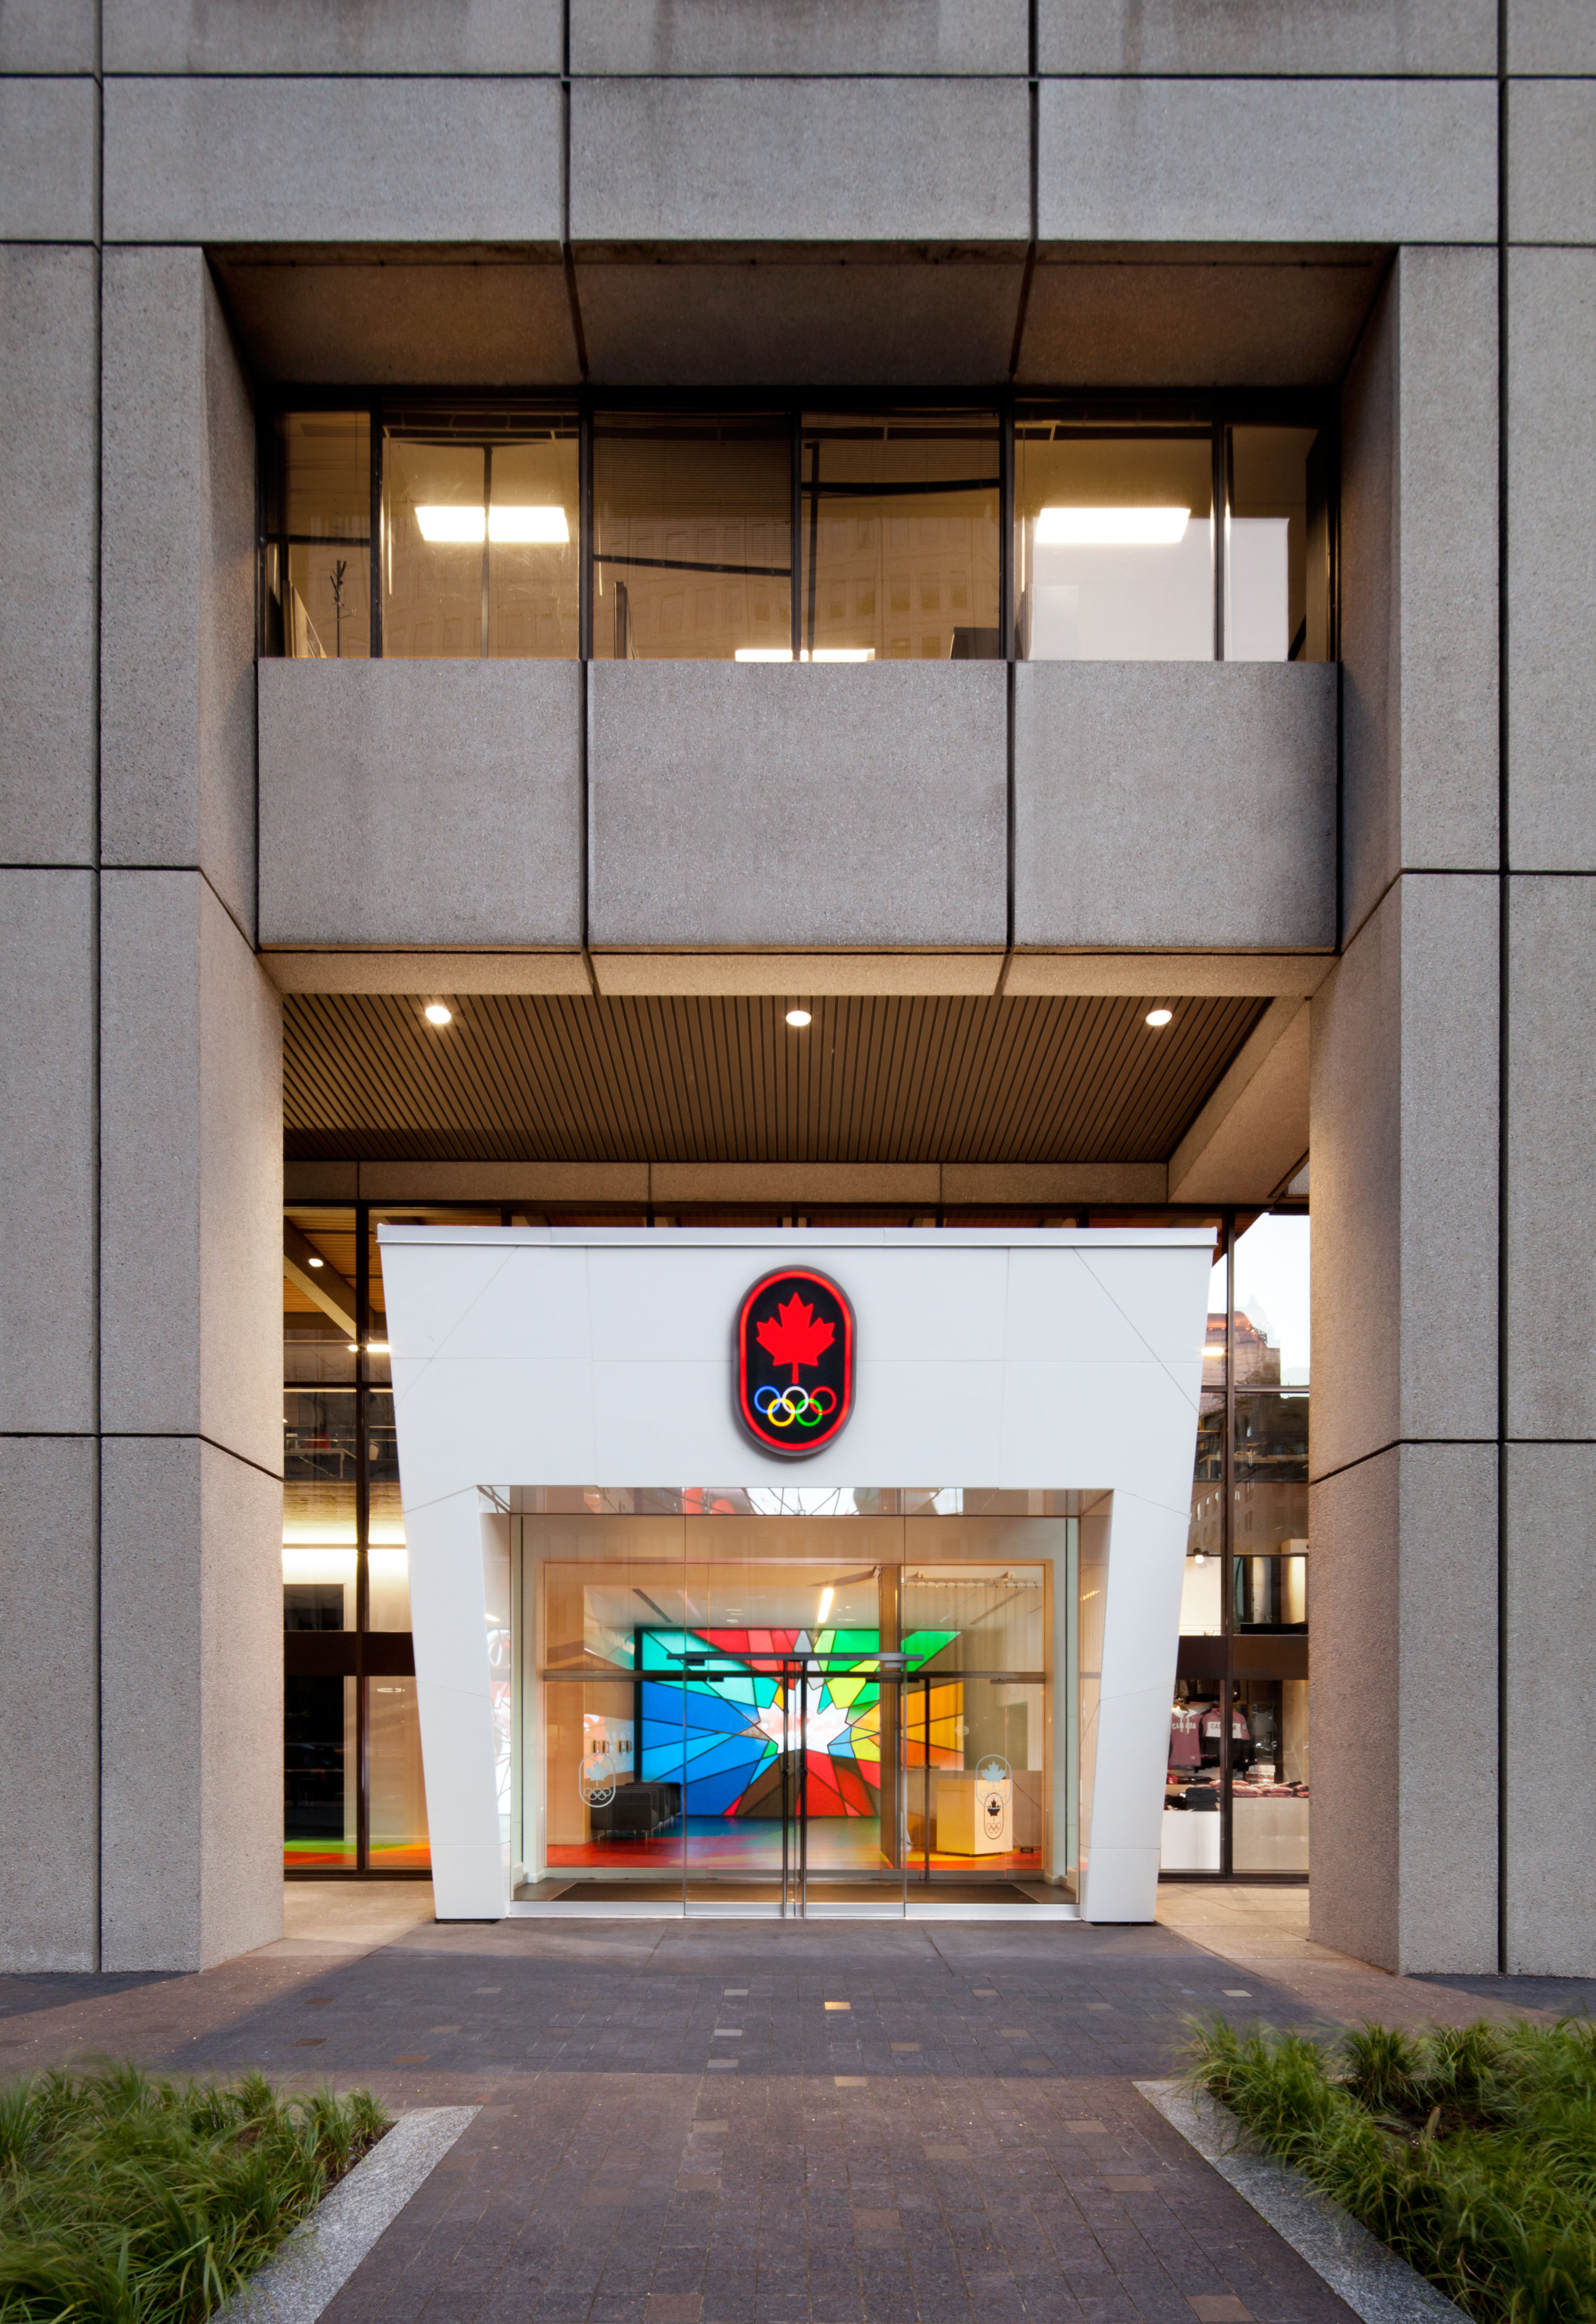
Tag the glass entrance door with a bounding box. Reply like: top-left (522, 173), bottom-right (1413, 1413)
top-left (522, 1504), bottom-right (1064, 1913)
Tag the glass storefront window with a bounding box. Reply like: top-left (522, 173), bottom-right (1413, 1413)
top-left (263, 410), bottom-right (371, 660)
top-left (1227, 426), bottom-right (1332, 663)
top-left (1015, 424), bottom-right (1214, 661)
top-left (1167, 1207), bottom-right (1310, 1879)
top-left (593, 411), bottom-right (792, 661)
top-left (284, 1674), bottom-right (356, 1868)
top-left (381, 407), bottom-right (579, 659)
top-left (369, 1677), bottom-right (430, 1869)
top-left (798, 410), bottom-right (1000, 663)
top-left (1231, 1677), bottom-right (1310, 1872)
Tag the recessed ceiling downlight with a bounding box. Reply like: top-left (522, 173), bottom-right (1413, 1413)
top-left (1146, 1007), bottom-right (1173, 1028)
top-left (424, 1003), bottom-right (452, 1026)
top-left (786, 1008), bottom-right (812, 1028)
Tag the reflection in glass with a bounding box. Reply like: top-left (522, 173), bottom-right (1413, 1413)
top-left (1233, 1212), bottom-right (1310, 1385)
top-left (382, 408), bottom-right (578, 659)
top-left (284, 1674), bottom-right (355, 1868)
top-left (800, 410), bottom-right (1000, 663)
top-left (263, 411), bottom-right (370, 659)
top-left (1227, 427), bottom-right (1330, 663)
top-left (1016, 425), bottom-right (1214, 660)
top-left (593, 412), bottom-right (791, 660)
top-left (1231, 1677), bottom-right (1309, 1871)
top-left (369, 1676), bottom-right (430, 1869)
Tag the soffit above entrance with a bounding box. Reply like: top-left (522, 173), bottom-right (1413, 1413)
top-left (284, 988), bottom-right (1265, 1168)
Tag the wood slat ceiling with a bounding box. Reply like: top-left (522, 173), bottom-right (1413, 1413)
top-left (284, 991), bottom-right (1265, 1165)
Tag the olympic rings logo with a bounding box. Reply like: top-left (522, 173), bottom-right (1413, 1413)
top-left (753, 1385), bottom-right (838, 1432)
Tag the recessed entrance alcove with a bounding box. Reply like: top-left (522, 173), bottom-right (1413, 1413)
top-left (379, 1227), bottom-right (1210, 1921)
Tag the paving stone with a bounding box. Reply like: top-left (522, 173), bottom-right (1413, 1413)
top-left (2, 1913), bottom-right (1515, 2324)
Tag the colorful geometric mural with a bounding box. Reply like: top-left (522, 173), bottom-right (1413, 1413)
top-left (638, 1628), bottom-right (957, 1819)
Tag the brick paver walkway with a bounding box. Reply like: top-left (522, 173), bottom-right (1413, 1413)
top-left (0, 1899), bottom-right (1580, 2324)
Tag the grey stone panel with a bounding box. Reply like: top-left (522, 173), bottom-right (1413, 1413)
top-left (0, 0), bottom-right (97, 69)
top-left (0, 873), bottom-right (95, 1434)
top-left (0, 1436), bottom-right (98, 1972)
top-left (1508, 251), bottom-right (1596, 867)
top-left (1018, 251), bottom-right (1385, 390)
top-left (1505, 1445), bottom-right (1596, 1977)
top-left (571, 0), bottom-right (1025, 73)
top-left (0, 246), bottom-right (97, 862)
top-left (100, 1435), bottom-right (283, 1973)
top-left (103, 77), bottom-right (563, 245)
top-left (1037, 78), bottom-right (1497, 244)
top-left (104, 0), bottom-right (560, 71)
top-left (1341, 250), bottom-right (1500, 940)
top-left (588, 662), bottom-right (1006, 949)
top-left (258, 661), bottom-right (584, 950)
top-left (1310, 1443), bottom-right (1498, 1978)
top-left (1506, 879), bottom-right (1596, 1438)
top-left (1040, 0), bottom-right (1497, 72)
top-left (1309, 873), bottom-right (1499, 1479)
top-left (101, 249), bottom-right (257, 934)
top-left (576, 255), bottom-right (1026, 386)
top-left (1012, 662), bottom-right (1336, 951)
top-left (1508, 78), bottom-right (1596, 242)
top-left (0, 77), bottom-right (96, 241)
top-left (213, 255), bottom-right (582, 387)
top-left (100, 872), bottom-right (283, 1475)
top-left (1510, 0), bottom-right (1596, 72)
top-left (570, 80), bottom-right (1029, 245)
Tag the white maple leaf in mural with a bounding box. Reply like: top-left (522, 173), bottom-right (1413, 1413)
top-left (742, 1696), bottom-right (849, 1758)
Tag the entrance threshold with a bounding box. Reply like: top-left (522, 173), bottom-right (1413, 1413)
top-left (508, 1880), bottom-right (1080, 1922)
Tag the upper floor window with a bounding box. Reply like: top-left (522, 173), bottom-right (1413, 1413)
top-left (1014, 409), bottom-right (1332, 665)
top-left (261, 394), bottom-right (1331, 666)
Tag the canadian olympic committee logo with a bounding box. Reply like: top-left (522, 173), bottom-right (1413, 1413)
top-left (578, 1750), bottom-right (617, 1809)
top-left (736, 1267), bottom-right (855, 1458)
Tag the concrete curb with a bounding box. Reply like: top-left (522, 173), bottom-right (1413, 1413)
top-left (1134, 2080), bottom-right (1467, 2324)
top-left (218, 2105), bottom-right (481, 2324)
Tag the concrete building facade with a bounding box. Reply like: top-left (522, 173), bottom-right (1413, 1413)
top-left (1, 0), bottom-right (1591, 1974)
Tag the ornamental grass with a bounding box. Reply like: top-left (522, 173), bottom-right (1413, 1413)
top-left (0, 2063), bottom-right (387, 2324)
top-left (1186, 2014), bottom-right (1596, 2324)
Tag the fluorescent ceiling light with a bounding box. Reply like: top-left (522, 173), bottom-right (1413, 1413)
top-left (818, 1586), bottom-right (834, 1622)
top-left (1036, 506), bottom-right (1191, 545)
top-left (733, 647), bottom-right (877, 663)
top-left (490, 505), bottom-right (569, 543)
top-left (414, 505), bottom-right (569, 544)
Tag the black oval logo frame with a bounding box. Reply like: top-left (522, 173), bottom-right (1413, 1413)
top-left (734, 1267), bottom-right (856, 1459)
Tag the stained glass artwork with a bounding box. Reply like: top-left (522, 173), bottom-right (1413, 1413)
top-left (637, 1627), bottom-right (957, 1818)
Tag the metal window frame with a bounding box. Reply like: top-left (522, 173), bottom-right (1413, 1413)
top-left (256, 385), bottom-right (1338, 673)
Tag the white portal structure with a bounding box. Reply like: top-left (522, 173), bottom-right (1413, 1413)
top-left (379, 1225), bottom-right (1212, 1921)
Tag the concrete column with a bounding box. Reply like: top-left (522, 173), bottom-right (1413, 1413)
top-left (1309, 245), bottom-right (1502, 1976)
top-left (0, 240), bottom-right (101, 1971)
top-left (1495, 62), bottom-right (1596, 1974)
top-left (91, 249), bottom-right (283, 1973)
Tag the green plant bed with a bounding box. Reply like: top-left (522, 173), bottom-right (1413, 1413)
top-left (0, 2063), bottom-right (387, 2323)
top-left (1187, 2015), bottom-right (1596, 2324)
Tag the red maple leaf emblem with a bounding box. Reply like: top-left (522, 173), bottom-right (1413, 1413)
top-left (755, 1291), bottom-right (836, 1385)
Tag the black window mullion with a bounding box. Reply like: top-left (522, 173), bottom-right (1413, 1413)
top-left (1000, 391), bottom-right (1014, 660)
top-left (790, 410), bottom-right (802, 663)
top-left (355, 1203), bottom-right (371, 1872)
top-left (1222, 1207), bottom-right (1236, 1877)
top-left (369, 400), bottom-right (383, 658)
top-left (579, 397), bottom-right (593, 662)
top-left (1212, 416), bottom-right (1227, 663)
